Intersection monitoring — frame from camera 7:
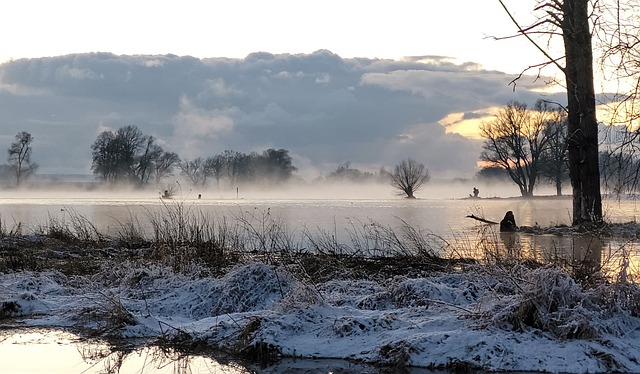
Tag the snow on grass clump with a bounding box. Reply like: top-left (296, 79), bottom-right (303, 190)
top-left (479, 264), bottom-right (640, 341)
top-left (2, 260), bottom-right (640, 372)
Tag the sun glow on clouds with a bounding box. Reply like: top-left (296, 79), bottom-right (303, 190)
top-left (597, 100), bottom-right (640, 132)
top-left (438, 108), bottom-right (499, 139)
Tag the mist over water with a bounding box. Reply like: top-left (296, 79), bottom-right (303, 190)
top-left (1, 180), bottom-right (638, 245)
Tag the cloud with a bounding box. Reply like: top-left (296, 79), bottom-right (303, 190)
top-left (438, 109), bottom-right (500, 140)
top-left (0, 51), bottom-right (562, 177)
top-left (171, 97), bottom-right (236, 159)
top-left (57, 65), bottom-right (103, 80)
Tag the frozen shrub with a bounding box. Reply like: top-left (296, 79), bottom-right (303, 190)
top-left (209, 263), bottom-right (295, 315)
top-left (377, 339), bottom-right (415, 367)
top-left (486, 266), bottom-right (609, 339)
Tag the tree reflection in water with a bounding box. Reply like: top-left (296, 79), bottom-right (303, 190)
top-left (80, 339), bottom-right (255, 374)
top-left (485, 229), bottom-right (631, 283)
top-left (0, 329), bottom-right (401, 374)
top-left (0, 329), bottom-right (250, 374)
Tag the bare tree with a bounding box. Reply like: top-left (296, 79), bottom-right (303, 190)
top-left (255, 148), bottom-right (297, 184)
top-left (90, 125), bottom-right (168, 186)
top-left (154, 152), bottom-right (180, 185)
top-left (498, 0), bottom-right (602, 224)
top-left (599, 147), bottom-right (640, 194)
top-left (539, 107), bottom-right (569, 196)
top-left (595, 3), bottom-right (640, 196)
top-left (8, 131), bottom-right (38, 186)
top-left (90, 131), bottom-right (119, 182)
top-left (480, 100), bottom-right (553, 197)
top-left (204, 154), bottom-right (227, 188)
top-left (179, 158), bottom-right (209, 187)
top-left (390, 158), bottom-right (430, 199)
top-left (133, 135), bottom-right (163, 185)
top-left (223, 150), bottom-right (251, 185)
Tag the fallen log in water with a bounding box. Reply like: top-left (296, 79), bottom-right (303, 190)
top-left (466, 214), bottom-right (499, 225)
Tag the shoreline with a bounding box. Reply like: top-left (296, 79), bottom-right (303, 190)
top-left (0, 220), bottom-right (639, 372)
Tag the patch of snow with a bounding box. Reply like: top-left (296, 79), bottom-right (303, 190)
top-left (1, 262), bottom-right (640, 372)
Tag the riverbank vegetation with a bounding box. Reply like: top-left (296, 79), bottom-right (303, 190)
top-left (1, 204), bottom-right (640, 372)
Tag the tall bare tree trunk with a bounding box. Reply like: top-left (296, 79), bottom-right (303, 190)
top-left (562, 0), bottom-right (602, 225)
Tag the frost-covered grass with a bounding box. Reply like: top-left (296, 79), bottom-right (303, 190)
top-left (3, 260), bottom-right (640, 372)
top-left (1, 205), bottom-right (640, 372)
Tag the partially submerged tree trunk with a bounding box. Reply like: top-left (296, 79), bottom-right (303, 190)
top-left (466, 211), bottom-right (517, 232)
top-left (499, 211), bottom-right (517, 232)
top-left (498, 0), bottom-right (604, 225)
top-left (555, 172), bottom-right (563, 196)
top-left (562, 0), bottom-right (603, 225)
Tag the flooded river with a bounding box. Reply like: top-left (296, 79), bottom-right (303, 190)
top-left (0, 190), bottom-right (638, 277)
top-left (0, 191), bottom-right (639, 262)
top-left (0, 189), bottom-right (638, 373)
top-left (1, 191), bottom-right (637, 237)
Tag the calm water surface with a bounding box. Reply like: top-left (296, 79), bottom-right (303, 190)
top-left (3, 194), bottom-right (637, 236)
top-left (1, 193), bottom-right (639, 273)
top-left (0, 329), bottom-right (450, 374)
top-left (1, 193), bottom-right (639, 259)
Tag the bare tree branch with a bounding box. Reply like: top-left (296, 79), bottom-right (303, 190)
top-left (497, 0), bottom-right (566, 74)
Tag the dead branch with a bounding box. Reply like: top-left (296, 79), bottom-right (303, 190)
top-left (466, 214), bottom-right (499, 225)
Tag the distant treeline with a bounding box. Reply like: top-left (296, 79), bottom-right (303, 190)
top-left (322, 162), bottom-right (391, 184)
top-left (89, 125), bottom-right (394, 190)
top-left (90, 125), bottom-right (298, 188)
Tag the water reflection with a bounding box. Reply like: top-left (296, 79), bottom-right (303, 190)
top-left (0, 329), bottom-right (449, 374)
top-left (0, 329), bottom-right (248, 374)
top-left (481, 231), bottom-right (634, 281)
top-left (1, 195), bottom-right (639, 278)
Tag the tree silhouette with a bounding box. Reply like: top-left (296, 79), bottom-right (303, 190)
top-left (8, 131), bottom-right (38, 186)
top-left (480, 100), bottom-right (560, 197)
top-left (539, 110), bottom-right (569, 196)
top-left (90, 125), bottom-right (172, 185)
top-left (390, 158), bottom-right (430, 199)
top-left (499, 0), bottom-right (602, 224)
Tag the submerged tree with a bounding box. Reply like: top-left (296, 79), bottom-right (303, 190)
top-left (8, 131), bottom-right (38, 186)
top-left (499, 0), bottom-right (602, 224)
top-left (539, 107), bottom-right (569, 196)
top-left (153, 151), bottom-right (180, 185)
top-left (390, 158), bottom-right (430, 199)
top-left (179, 158), bottom-right (209, 187)
top-left (480, 100), bottom-right (557, 197)
top-left (90, 125), bottom-right (174, 186)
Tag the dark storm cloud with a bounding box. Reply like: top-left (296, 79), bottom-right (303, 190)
top-left (0, 50), bottom-right (555, 177)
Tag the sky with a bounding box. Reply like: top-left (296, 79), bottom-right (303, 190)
top-left (2, 1), bottom-right (544, 73)
top-left (0, 0), bottom-right (568, 181)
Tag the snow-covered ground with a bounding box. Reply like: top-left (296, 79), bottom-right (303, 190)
top-left (1, 258), bottom-right (640, 373)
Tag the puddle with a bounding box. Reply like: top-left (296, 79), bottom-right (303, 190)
top-left (0, 328), bottom-right (248, 373)
top-left (0, 328), bottom-right (452, 373)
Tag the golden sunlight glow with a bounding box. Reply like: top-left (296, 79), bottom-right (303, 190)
top-left (476, 160), bottom-right (493, 169)
top-left (438, 107), bottom-right (500, 139)
top-left (597, 101), bottom-right (640, 131)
